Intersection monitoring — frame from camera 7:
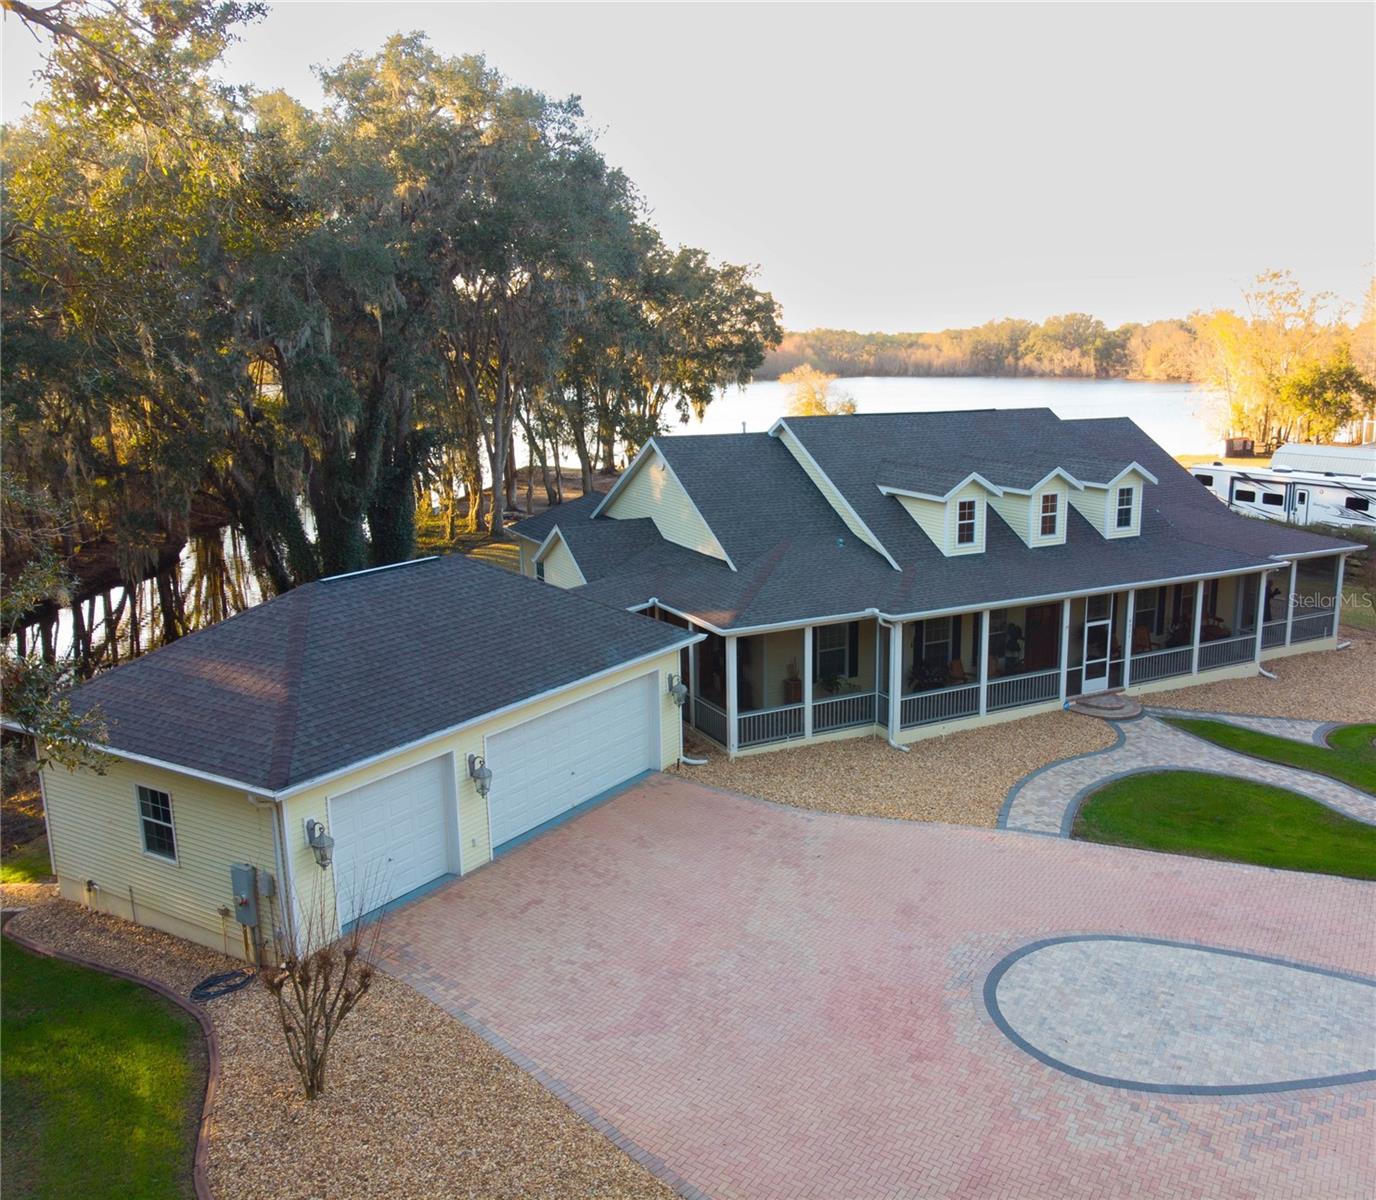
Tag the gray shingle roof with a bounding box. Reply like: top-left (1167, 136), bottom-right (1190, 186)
top-left (528, 409), bottom-right (1356, 631)
top-left (68, 554), bottom-right (696, 792)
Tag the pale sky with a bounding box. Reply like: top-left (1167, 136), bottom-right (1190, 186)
top-left (4, 2), bottom-right (1373, 331)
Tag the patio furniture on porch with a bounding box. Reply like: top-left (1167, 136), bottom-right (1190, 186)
top-left (1200, 616), bottom-right (1232, 642)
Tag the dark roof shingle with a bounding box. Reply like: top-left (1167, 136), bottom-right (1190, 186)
top-left (69, 554), bottom-right (695, 791)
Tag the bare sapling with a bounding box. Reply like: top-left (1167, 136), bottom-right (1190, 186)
top-left (264, 871), bottom-right (387, 1100)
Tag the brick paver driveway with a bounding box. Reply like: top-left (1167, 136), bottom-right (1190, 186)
top-left (376, 774), bottom-right (1376, 1200)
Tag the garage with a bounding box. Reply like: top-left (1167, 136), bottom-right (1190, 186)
top-left (487, 672), bottom-right (659, 849)
top-left (329, 755), bottom-right (454, 924)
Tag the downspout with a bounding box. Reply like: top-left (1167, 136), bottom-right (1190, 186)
top-left (873, 610), bottom-right (910, 752)
top-left (248, 793), bottom-right (298, 959)
top-left (273, 797), bottom-right (298, 957)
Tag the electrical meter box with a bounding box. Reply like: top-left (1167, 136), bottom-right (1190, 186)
top-left (229, 863), bottom-right (259, 927)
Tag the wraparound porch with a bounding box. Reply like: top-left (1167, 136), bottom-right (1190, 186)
top-left (673, 554), bottom-right (1346, 756)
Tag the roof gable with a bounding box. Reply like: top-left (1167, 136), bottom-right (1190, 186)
top-left (594, 441), bottom-right (736, 569)
top-left (768, 418), bottom-right (901, 570)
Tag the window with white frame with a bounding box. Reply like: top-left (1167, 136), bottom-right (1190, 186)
top-left (816, 623), bottom-right (855, 678)
top-left (922, 617), bottom-right (951, 665)
top-left (535, 559), bottom-right (546, 582)
top-left (1115, 486), bottom-right (1135, 529)
top-left (137, 785), bottom-right (177, 861)
top-left (1039, 493), bottom-right (1059, 537)
top-left (956, 499), bottom-right (978, 545)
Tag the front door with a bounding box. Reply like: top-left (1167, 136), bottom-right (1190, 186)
top-left (1081, 594), bottom-right (1114, 694)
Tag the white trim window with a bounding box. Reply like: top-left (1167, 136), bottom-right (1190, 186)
top-left (922, 617), bottom-right (952, 664)
top-left (816, 624), bottom-right (853, 678)
top-left (1039, 493), bottom-right (1060, 538)
top-left (137, 785), bottom-right (177, 861)
top-left (956, 499), bottom-right (978, 546)
top-left (1115, 486), bottom-right (1136, 530)
top-left (535, 560), bottom-right (546, 582)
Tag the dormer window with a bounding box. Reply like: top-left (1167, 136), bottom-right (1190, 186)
top-left (1039, 493), bottom-right (1060, 538)
top-left (956, 499), bottom-right (978, 545)
top-left (1115, 486), bottom-right (1135, 529)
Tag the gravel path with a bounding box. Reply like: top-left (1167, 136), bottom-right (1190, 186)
top-left (1146, 708), bottom-right (1339, 746)
top-left (1148, 630), bottom-right (1376, 723)
top-left (683, 710), bottom-right (1117, 827)
top-left (5, 900), bottom-right (674, 1200)
top-left (1000, 716), bottom-right (1376, 836)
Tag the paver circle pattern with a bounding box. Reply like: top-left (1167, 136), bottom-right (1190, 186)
top-left (999, 714), bottom-right (1376, 836)
top-left (985, 934), bottom-right (1376, 1094)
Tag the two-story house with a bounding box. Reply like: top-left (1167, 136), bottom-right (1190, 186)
top-left (514, 409), bottom-right (1356, 756)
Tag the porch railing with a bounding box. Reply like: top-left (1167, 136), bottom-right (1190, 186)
top-left (1261, 620), bottom-right (1287, 649)
top-left (987, 669), bottom-right (1060, 712)
top-left (692, 697), bottom-right (729, 747)
top-left (1128, 644), bottom-right (1192, 684)
top-left (877, 690), bottom-right (889, 728)
top-left (901, 681), bottom-right (979, 728)
top-left (813, 691), bottom-right (877, 733)
top-left (1198, 633), bottom-right (1256, 672)
top-left (1289, 611), bottom-right (1336, 643)
top-left (738, 703), bottom-right (805, 748)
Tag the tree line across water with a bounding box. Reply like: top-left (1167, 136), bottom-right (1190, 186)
top-left (1, 2), bottom-right (781, 684)
top-left (762, 275), bottom-right (1376, 451)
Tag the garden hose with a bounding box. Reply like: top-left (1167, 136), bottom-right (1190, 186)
top-left (189, 969), bottom-right (255, 1003)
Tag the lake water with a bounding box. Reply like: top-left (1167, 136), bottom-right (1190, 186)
top-left (680, 377), bottom-right (1223, 456)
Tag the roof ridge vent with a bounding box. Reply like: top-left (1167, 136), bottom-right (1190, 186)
top-left (319, 557), bottom-right (439, 583)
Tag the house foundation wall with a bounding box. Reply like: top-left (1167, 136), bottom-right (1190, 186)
top-left (1260, 635), bottom-right (1340, 662)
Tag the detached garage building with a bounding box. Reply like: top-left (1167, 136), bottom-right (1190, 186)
top-left (37, 554), bottom-right (699, 959)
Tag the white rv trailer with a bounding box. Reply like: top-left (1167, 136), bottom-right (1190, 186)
top-left (1188, 460), bottom-right (1376, 530)
top-left (1270, 442), bottom-right (1376, 476)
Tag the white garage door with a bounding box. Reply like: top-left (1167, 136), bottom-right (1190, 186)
top-left (330, 756), bottom-right (451, 924)
top-left (487, 673), bottom-right (658, 849)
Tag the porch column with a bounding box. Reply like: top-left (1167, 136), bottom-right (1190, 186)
top-left (1253, 570), bottom-right (1268, 662)
top-left (887, 620), bottom-right (902, 742)
top-left (977, 608), bottom-right (991, 717)
top-left (726, 634), bottom-right (739, 756)
top-left (1122, 589), bottom-right (1136, 689)
top-left (1333, 554), bottom-right (1347, 637)
top-left (802, 625), bottom-right (814, 739)
top-left (1058, 598), bottom-right (1072, 701)
top-left (1190, 581), bottom-right (1205, 675)
top-left (1284, 560), bottom-right (1297, 645)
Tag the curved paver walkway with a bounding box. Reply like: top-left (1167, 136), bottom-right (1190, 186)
top-left (1000, 715), bottom-right (1376, 836)
top-left (1147, 706), bottom-right (1342, 746)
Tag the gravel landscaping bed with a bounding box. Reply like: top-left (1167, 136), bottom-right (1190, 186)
top-left (6, 901), bottom-right (674, 1200)
top-left (682, 710), bottom-right (1117, 827)
top-left (1148, 630), bottom-right (1376, 724)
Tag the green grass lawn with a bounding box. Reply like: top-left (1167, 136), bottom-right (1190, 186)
top-left (1165, 718), bottom-right (1376, 793)
top-left (1, 838), bottom-right (53, 885)
top-left (1, 937), bottom-right (202, 1200)
top-left (1073, 770), bottom-right (1376, 879)
top-left (1340, 581), bottom-right (1374, 633)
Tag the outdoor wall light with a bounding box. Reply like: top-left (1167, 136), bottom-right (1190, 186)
top-left (304, 818), bottom-right (335, 870)
top-left (467, 753), bottom-right (493, 798)
top-left (667, 673), bottom-right (689, 708)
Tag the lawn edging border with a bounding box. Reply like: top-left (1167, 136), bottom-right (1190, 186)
top-left (2, 920), bottom-right (220, 1200)
top-left (1145, 706), bottom-right (1343, 748)
top-left (1154, 715), bottom-right (1376, 804)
